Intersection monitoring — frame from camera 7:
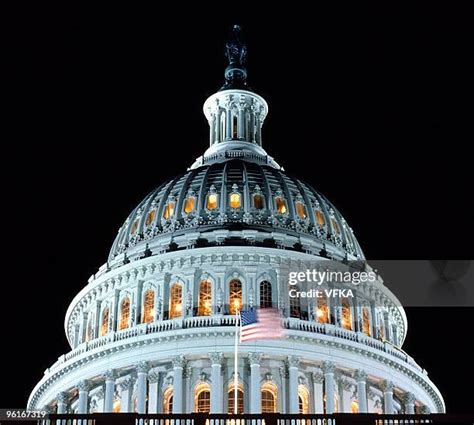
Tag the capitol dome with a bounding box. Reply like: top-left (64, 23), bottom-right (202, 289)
top-left (109, 159), bottom-right (364, 264)
top-left (28, 26), bottom-right (444, 418)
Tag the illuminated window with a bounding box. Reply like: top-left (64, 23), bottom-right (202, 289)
top-left (163, 388), bottom-right (173, 414)
top-left (341, 298), bottom-right (352, 331)
top-left (183, 196), bottom-right (196, 214)
top-left (145, 209), bottom-right (156, 226)
top-left (295, 201), bottom-right (307, 219)
top-left (261, 382), bottom-right (277, 413)
top-left (113, 399), bottom-right (121, 413)
top-left (100, 307), bottom-right (109, 337)
top-left (351, 400), bottom-right (359, 413)
top-left (315, 209), bottom-right (325, 227)
top-left (259, 281), bottom-right (272, 308)
top-left (331, 218), bottom-right (340, 235)
top-left (142, 289), bottom-right (155, 324)
top-left (229, 192), bottom-right (241, 209)
top-left (119, 297), bottom-right (130, 330)
top-left (163, 202), bottom-right (175, 220)
top-left (228, 387), bottom-right (244, 414)
top-left (275, 196), bottom-right (287, 214)
top-left (229, 279), bottom-right (242, 314)
top-left (86, 314), bottom-right (94, 342)
top-left (290, 288), bottom-right (301, 318)
top-left (298, 385), bottom-right (309, 414)
top-left (362, 307), bottom-right (371, 336)
top-left (253, 193), bottom-right (264, 209)
top-left (198, 280), bottom-right (212, 316)
top-left (169, 284), bottom-right (183, 319)
top-left (130, 218), bottom-right (139, 235)
top-left (316, 296), bottom-right (329, 324)
top-left (194, 383), bottom-right (211, 413)
top-left (206, 193), bottom-right (218, 210)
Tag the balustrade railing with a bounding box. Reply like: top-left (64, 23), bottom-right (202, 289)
top-left (52, 316), bottom-right (419, 372)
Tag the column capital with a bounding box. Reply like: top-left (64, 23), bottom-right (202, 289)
top-left (354, 369), bottom-right (367, 382)
top-left (322, 361), bottom-right (335, 374)
top-left (381, 379), bottom-right (394, 393)
top-left (404, 392), bottom-right (416, 404)
top-left (136, 361), bottom-right (150, 374)
top-left (420, 405), bottom-right (431, 414)
top-left (77, 380), bottom-right (90, 392)
top-left (57, 392), bottom-right (68, 403)
top-left (104, 369), bottom-right (116, 381)
top-left (287, 355), bottom-right (300, 368)
top-left (209, 352), bottom-right (224, 365)
top-left (172, 354), bottom-right (186, 369)
top-left (148, 370), bottom-right (160, 384)
top-left (248, 352), bottom-right (262, 366)
top-left (312, 369), bottom-right (324, 384)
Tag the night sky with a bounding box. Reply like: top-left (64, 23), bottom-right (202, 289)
top-left (4, 4), bottom-right (473, 415)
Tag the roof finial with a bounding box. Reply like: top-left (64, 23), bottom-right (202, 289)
top-left (221, 24), bottom-right (249, 90)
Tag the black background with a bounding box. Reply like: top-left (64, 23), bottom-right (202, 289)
top-left (3, 4), bottom-right (473, 414)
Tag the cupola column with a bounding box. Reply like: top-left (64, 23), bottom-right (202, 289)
top-left (382, 380), bottom-right (394, 414)
top-left (312, 370), bottom-right (324, 413)
top-left (323, 361), bottom-right (336, 414)
top-left (209, 352), bottom-right (224, 413)
top-left (136, 361), bottom-right (149, 414)
top-left (248, 352), bottom-right (262, 413)
top-left (103, 369), bottom-right (116, 412)
top-left (172, 355), bottom-right (186, 413)
top-left (56, 392), bottom-right (67, 414)
top-left (354, 369), bottom-right (368, 413)
top-left (77, 380), bottom-right (89, 414)
top-left (288, 356), bottom-right (300, 413)
top-left (404, 392), bottom-right (416, 414)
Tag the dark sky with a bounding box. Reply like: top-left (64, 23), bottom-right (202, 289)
top-left (3, 4), bottom-right (473, 415)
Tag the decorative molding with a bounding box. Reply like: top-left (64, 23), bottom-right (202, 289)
top-left (287, 355), bottom-right (300, 368)
top-left (322, 361), bottom-right (335, 374)
top-left (172, 354), bottom-right (186, 369)
top-left (248, 352), bottom-right (262, 366)
top-left (136, 361), bottom-right (150, 374)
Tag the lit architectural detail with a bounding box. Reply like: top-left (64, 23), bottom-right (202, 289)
top-left (28, 25), bottom-right (444, 417)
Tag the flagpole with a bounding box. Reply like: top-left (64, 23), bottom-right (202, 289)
top-left (233, 309), bottom-right (240, 414)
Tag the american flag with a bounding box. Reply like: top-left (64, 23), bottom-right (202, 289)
top-left (240, 308), bottom-right (284, 343)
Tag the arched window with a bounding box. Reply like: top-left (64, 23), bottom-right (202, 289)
top-left (142, 289), bottom-right (155, 324)
top-left (232, 114), bottom-right (238, 139)
top-left (316, 295), bottom-right (329, 324)
top-left (145, 209), bottom-right (156, 227)
top-left (341, 298), bottom-right (352, 331)
top-left (183, 195), bottom-right (196, 214)
top-left (378, 312), bottom-right (385, 340)
top-left (331, 218), bottom-right (340, 235)
top-left (206, 191), bottom-right (218, 210)
top-left (198, 279), bottom-right (212, 316)
top-left (119, 297), bottom-right (130, 330)
top-left (351, 400), bottom-right (359, 413)
top-left (163, 201), bottom-right (175, 220)
top-left (315, 209), bottom-right (325, 227)
top-left (259, 281), bottom-right (272, 308)
top-left (290, 288), bottom-right (301, 318)
top-left (220, 111), bottom-right (226, 141)
top-left (169, 283), bottom-right (183, 319)
top-left (100, 307), bottom-right (109, 337)
top-left (261, 382), bottom-right (277, 413)
top-left (298, 385), bottom-right (309, 414)
top-left (275, 196), bottom-right (287, 214)
top-left (362, 306), bottom-right (371, 336)
top-left (253, 193), bottom-right (264, 210)
top-left (163, 387), bottom-right (173, 414)
top-left (228, 386), bottom-right (244, 414)
top-left (130, 218), bottom-right (140, 235)
top-left (229, 279), bottom-right (242, 315)
top-left (113, 399), bottom-right (121, 413)
top-left (194, 383), bottom-right (211, 413)
top-left (86, 313), bottom-right (94, 342)
top-left (229, 192), bottom-right (241, 209)
top-left (295, 201), bottom-right (307, 219)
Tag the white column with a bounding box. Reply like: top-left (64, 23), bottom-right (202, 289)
top-left (136, 361), bottom-right (149, 414)
top-left (119, 377), bottom-right (134, 413)
top-left (323, 361), bottom-right (335, 414)
top-left (103, 369), bottom-right (116, 412)
top-left (288, 356), bottom-right (300, 414)
top-left (172, 355), bottom-right (186, 413)
top-left (249, 352), bottom-right (262, 413)
top-left (312, 370), bottom-right (324, 413)
top-left (354, 370), bottom-right (368, 413)
top-left (279, 365), bottom-right (288, 413)
top-left (148, 370), bottom-right (160, 413)
top-left (382, 380), bottom-right (394, 414)
top-left (56, 392), bottom-right (67, 414)
top-left (404, 392), bottom-right (415, 414)
top-left (77, 380), bottom-right (89, 414)
top-left (209, 352), bottom-right (224, 413)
